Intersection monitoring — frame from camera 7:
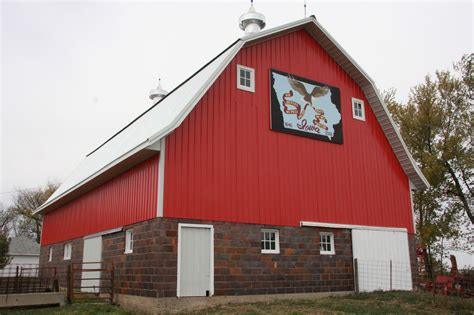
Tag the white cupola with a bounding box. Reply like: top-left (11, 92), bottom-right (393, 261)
top-left (239, 1), bottom-right (266, 34)
top-left (149, 78), bottom-right (168, 102)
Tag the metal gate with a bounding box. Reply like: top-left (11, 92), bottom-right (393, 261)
top-left (0, 265), bottom-right (58, 294)
top-left (67, 262), bottom-right (114, 304)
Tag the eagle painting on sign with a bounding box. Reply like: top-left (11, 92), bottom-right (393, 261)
top-left (270, 69), bottom-right (343, 144)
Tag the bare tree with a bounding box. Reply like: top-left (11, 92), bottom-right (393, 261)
top-left (9, 182), bottom-right (59, 243)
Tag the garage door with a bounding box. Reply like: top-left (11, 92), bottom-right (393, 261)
top-left (352, 229), bottom-right (412, 292)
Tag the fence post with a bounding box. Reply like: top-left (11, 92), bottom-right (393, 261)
top-left (390, 260), bottom-right (393, 291)
top-left (66, 264), bottom-right (72, 304)
top-left (110, 263), bottom-right (115, 304)
top-left (6, 273), bottom-right (9, 295)
top-left (354, 258), bottom-right (359, 293)
top-left (53, 267), bottom-right (58, 292)
top-left (14, 266), bottom-right (19, 294)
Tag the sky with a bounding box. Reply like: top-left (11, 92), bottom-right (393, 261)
top-left (1, 0), bottom-right (473, 209)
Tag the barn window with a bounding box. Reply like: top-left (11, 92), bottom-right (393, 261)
top-left (63, 242), bottom-right (72, 260)
top-left (48, 247), bottom-right (53, 262)
top-left (352, 98), bottom-right (366, 121)
top-left (320, 232), bottom-right (335, 255)
top-left (125, 229), bottom-right (134, 254)
top-left (237, 64), bottom-right (255, 92)
top-left (261, 229), bottom-right (280, 254)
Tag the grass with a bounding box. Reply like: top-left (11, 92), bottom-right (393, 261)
top-left (187, 291), bottom-right (474, 315)
top-left (0, 303), bottom-right (135, 315)
top-left (0, 291), bottom-right (472, 314)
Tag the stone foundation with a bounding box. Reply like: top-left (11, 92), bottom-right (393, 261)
top-left (40, 218), bottom-right (354, 299)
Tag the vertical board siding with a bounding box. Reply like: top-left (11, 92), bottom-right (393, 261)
top-left (41, 155), bottom-right (159, 245)
top-left (164, 30), bottom-right (414, 233)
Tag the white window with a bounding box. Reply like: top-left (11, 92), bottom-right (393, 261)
top-left (352, 97), bottom-right (366, 121)
top-left (48, 247), bottom-right (53, 262)
top-left (320, 232), bottom-right (335, 255)
top-left (125, 229), bottom-right (134, 254)
top-left (237, 64), bottom-right (255, 92)
top-left (261, 229), bottom-right (280, 254)
top-left (63, 242), bottom-right (72, 260)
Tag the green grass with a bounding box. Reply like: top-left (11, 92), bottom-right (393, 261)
top-left (0, 291), bottom-right (473, 314)
top-left (0, 303), bottom-right (135, 315)
top-left (187, 291), bottom-right (474, 315)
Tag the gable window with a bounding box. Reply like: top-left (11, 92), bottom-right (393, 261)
top-left (320, 232), bottom-right (335, 255)
top-left (125, 229), bottom-right (134, 254)
top-left (352, 97), bottom-right (365, 121)
top-left (261, 229), bottom-right (280, 254)
top-left (48, 247), bottom-right (53, 262)
top-left (237, 64), bottom-right (255, 92)
top-left (63, 242), bottom-right (72, 260)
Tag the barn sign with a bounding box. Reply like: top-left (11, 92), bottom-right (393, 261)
top-left (270, 69), bottom-right (343, 144)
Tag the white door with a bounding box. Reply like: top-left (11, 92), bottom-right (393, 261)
top-left (81, 236), bottom-right (102, 293)
top-left (178, 224), bottom-right (213, 297)
top-left (352, 229), bottom-right (412, 292)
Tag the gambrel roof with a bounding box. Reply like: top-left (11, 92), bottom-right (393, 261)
top-left (35, 17), bottom-right (429, 215)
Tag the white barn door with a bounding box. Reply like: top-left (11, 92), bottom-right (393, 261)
top-left (352, 229), bottom-right (412, 292)
top-left (81, 236), bottom-right (102, 293)
top-left (178, 224), bottom-right (214, 297)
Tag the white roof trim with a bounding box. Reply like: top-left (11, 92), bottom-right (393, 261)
top-left (248, 16), bottom-right (427, 190)
top-left (303, 17), bottom-right (429, 190)
top-left (83, 227), bottom-right (123, 239)
top-left (36, 17), bottom-right (428, 215)
top-left (300, 221), bottom-right (408, 233)
top-left (35, 40), bottom-right (243, 214)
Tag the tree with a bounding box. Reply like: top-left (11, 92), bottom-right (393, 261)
top-left (0, 204), bottom-right (13, 268)
top-left (384, 54), bottom-right (473, 274)
top-left (9, 183), bottom-right (59, 244)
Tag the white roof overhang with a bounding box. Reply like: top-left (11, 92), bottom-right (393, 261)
top-left (35, 17), bottom-right (428, 215)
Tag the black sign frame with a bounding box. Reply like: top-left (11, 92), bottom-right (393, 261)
top-left (270, 69), bottom-right (343, 144)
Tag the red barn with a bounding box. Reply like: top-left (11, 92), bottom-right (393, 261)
top-left (36, 13), bottom-right (428, 307)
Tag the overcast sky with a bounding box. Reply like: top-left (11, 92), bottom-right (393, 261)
top-left (1, 0), bottom-right (472, 207)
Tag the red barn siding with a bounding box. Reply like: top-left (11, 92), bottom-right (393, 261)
top-left (164, 30), bottom-right (414, 233)
top-left (41, 155), bottom-right (159, 245)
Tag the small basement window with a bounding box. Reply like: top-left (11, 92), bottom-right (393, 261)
top-left (320, 232), bottom-right (335, 255)
top-left (48, 247), bottom-right (53, 262)
top-left (261, 229), bottom-right (280, 254)
top-left (125, 229), bottom-right (134, 254)
top-left (63, 242), bottom-right (72, 260)
top-left (237, 64), bottom-right (255, 92)
top-left (352, 98), bottom-right (366, 121)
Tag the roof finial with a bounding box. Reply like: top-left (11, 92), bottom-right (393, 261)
top-left (239, 0), bottom-right (266, 34)
top-left (304, 0), bottom-right (307, 18)
top-left (149, 77), bottom-right (168, 102)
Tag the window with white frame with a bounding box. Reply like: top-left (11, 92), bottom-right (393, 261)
top-left (125, 229), bottom-right (134, 254)
top-left (237, 64), bottom-right (255, 92)
top-left (320, 232), bottom-right (335, 255)
top-left (48, 247), bottom-right (53, 262)
top-left (63, 242), bottom-right (72, 260)
top-left (261, 229), bottom-right (280, 254)
top-left (352, 98), bottom-right (365, 121)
